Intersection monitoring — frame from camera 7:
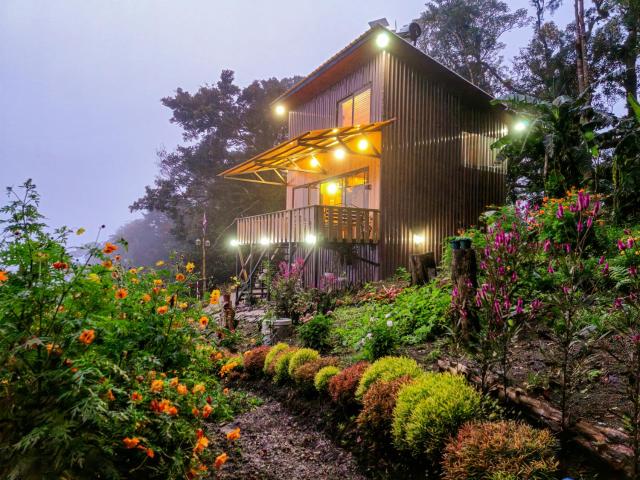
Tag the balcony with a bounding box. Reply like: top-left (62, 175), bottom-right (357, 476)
top-left (236, 205), bottom-right (380, 245)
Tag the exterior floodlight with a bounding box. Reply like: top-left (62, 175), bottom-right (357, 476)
top-left (413, 234), bottom-right (425, 245)
top-left (513, 119), bottom-right (528, 133)
top-left (376, 32), bottom-right (390, 48)
top-left (357, 138), bottom-right (369, 151)
top-left (326, 182), bottom-right (339, 195)
top-left (274, 104), bottom-right (286, 116)
top-left (229, 239), bottom-right (239, 247)
top-left (259, 237), bottom-right (270, 246)
top-left (333, 147), bottom-right (346, 160)
top-left (310, 156), bottom-right (320, 168)
top-left (305, 234), bottom-right (317, 245)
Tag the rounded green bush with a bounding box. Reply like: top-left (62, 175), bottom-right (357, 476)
top-left (314, 365), bottom-right (341, 392)
top-left (355, 356), bottom-right (423, 399)
top-left (273, 347), bottom-right (299, 383)
top-left (287, 348), bottom-right (320, 377)
top-left (392, 372), bottom-right (482, 459)
top-left (263, 342), bottom-right (289, 374)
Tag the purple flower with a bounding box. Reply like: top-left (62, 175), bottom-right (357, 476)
top-left (577, 191), bottom-right (590, 211)
top-left (618, 239), bottom-right (626, 251)
top-left (452, 286), bottom-right (459, 298)
top-left (543, 239), bottom-right (551, 252)
top-left (577, 220), bottom-right (583, 233)
top-left (598, 255), bottom-right (606, 265)
top-left (593, 201), bottom-right (601, 216)
top-left (547, 262), bottom-right (555, 274)
top-left (564, 243), bottom-right (571, 253)
top-left (613, 297), bottom-right (624, 310)
top-left (511, 271), bottom-right (518, 282)
top-left (627, 238), bottom-right (635, 249)
top-left (556, 205), bottom-right (564, 218)
top-left (602, 262), bottom-right (610, 276)
top-left (629, 266), bottom-right (638, 277)
top-left (586, 216), bottom-right (593, 229)
top-left (531, 299), bottom-right (542, 311)
top-left (516, 298), bottom-right (524, 315)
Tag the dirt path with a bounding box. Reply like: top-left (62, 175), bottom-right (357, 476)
top-left (215, 399), bottom-right (367, 480)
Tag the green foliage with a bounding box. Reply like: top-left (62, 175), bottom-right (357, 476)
top-left (0, 181), bottom-right (233, 479)
top-left (287, 348), bottom-right (320, 377)
top-left (292, 356), bottom-right (338, 391)
top-left (356, 356), bottom-right (423, 399)
top-left (363, 317), bottom-right (399, 360)
top-left (314, 366), bottom-right (341, 392)
top-left (357, 375), bottom-right (414, 434)
top-left (442, 421), bottom-right (558, 480)
top-left (392, 373), bottom-right (482, 458)
top-left (263, 342), bottom-right (289, 374)
top-left (297, 314), bottom-right (332, 352)
top-left (273, 348), bottom-right (298, 383)
top-left (328, 361), bottom-right (370, 406)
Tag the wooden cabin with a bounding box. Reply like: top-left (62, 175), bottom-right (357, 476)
top-left (220, 23), bottom-right (507, 297)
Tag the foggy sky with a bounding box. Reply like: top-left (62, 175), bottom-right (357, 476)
top-left (0, 0), bottom-right (574, 242)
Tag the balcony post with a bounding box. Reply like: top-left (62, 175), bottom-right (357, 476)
top-left (287, 209), bottom-right (293, 270)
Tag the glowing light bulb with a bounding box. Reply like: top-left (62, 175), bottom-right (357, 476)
top-left (357, 138), bottom-right (369, 151)
top-left (310, 156), bottom-right (320, 168)
top-left (513, 120), bottom-right (528, 132)
top-left (229, 239), bottom-right (239, 247)
top-left (413, 234), bottom-right (425, 245)
top-left (259, 237), bottom-right (270, 246)
top-left (274, 104), bottom-right (286, 116)
top-left (333, 147), bottom-right (346, 160)
top-left (305, 234), bottom-right (317, 245)
top-left (376, 32), bottom-right (390, 48)
top-left (326, 182), bottom-right (338, 195)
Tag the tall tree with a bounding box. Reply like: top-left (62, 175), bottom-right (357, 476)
top-left (416, 0), bottom-right (529, 95)
top-left (131, 71), bottom-right (299, 284)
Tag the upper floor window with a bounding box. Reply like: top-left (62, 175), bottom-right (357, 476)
top-left (337, 87), bottom-right (371, 127)
top-left (461, 131), bottom-right (504, 172)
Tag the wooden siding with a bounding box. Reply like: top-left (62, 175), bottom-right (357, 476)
top-left (379, 51), bottom-right (506, 278)
top-left (294, 244), bottom-right (379, 289)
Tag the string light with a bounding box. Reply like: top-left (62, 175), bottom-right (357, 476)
top-left (310, 156), bottom-right (320, 168)
top-left (357, 138), bottom-right (369, 151)
top-left (333, 147), bottom-right (346, 160)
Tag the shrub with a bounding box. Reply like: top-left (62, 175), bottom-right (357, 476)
top-left (297, 313), bottom-right (332, 351)
top-left (273, 348), bottom-right (299, 383)
top-left (356, 356), bottom-right (423, 399)
top-left (363, 317), bottom-right (399, 360)
top-left (328, 361), bottom-right (370, 405)
top-left (314, 365), bottom-right (341, 392)
top-left (441, 421), bottom-right (558, 480)
top-left (287, 348), bottom-right (320, 377)
top-left (357, 375), bottom-right (414, 434)
top-left (392, 373), bottom-right (482, 458)
top-left (292, 356), bottom-right (338, 390)
top-left (263, 342), bottom-right (289, 375)
top-left (243, 346), bottom-right (270, 376)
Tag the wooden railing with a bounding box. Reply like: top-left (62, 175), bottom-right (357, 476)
top-left (237, 205), bottom-right (379, 244)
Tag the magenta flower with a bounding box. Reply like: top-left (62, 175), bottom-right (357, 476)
top-left (618, 239), bottom-right (626, 251)
top-left (556, 205), bottom-right (564, 218)
top-left (516, 298), bottom-right (524, 315)
top-left (577, 191), bottom-right (590, 211)
top-left (543, 239), bottom-right (551, 252)
top-left (531, 299), bottom-right (542, 311)
top-left (613, 297), bottom-right (624, 310)
top-left (511, 271), bottom-right (518, 282)
top-left (547, 262), bottom-right (555, 274)
top-left (452, 286), bottom-right (459, 298)
top-left (577, 220), bottom-right (583, 233)
top-left (629, 266), bottom-right (638, 277)
top-left (602, 262), bottom-right (610, 276)
top-left (598, 255), bottom-right (606, 265)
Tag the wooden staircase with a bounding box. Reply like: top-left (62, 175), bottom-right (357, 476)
top-left (235, 243), bottom-right (296, 304)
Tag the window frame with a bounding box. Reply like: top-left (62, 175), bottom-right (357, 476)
top-left (292, 167), bottom-right (370, 209)
top-left (336, 84), bottom-right (372, 127)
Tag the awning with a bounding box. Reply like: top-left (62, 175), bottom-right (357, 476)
top-left (218, 119), bottom-right (395, 185)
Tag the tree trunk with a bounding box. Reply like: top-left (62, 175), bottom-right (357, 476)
top-left (409, 252), bottom-right (436, 286)
top-left (451, 248), bottom-right (479, 341)
top-left (574, 0), bottom-right (590, 96)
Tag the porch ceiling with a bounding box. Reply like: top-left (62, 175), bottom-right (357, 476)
top-left (218, 118), bottom-right (395, 185)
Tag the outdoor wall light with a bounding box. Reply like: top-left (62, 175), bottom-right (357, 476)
top-left (357, 138), bottom-right (369, 151)
top-left (333, 147), bottom-right (346, 160)
top-left (413, 234), bottom-right (425, 245)
top-left (513, 119), bottom-right (528, 133)
top-left (259, 237), bottom-right (270, 246)
top-left (305, 234), bottom-right (317, 245)
top-left (326, 182), bottom-right (339, 195)
top-left (310, 156), bottom-right (320, 167)
top-left (274, 104), bottom-right (286, 116)
top-left (376, 32), bottom-right (390, 48)
top-left (229, 238), bottom-right (239, 247)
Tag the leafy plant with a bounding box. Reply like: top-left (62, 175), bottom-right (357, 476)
top-left (314, 365), bottom-right (340, 392)
top-left (441, 421), bottom-right (558, 480)
top-left (287, 348), bottom-right (320, 377)
top-left (328, 361), bottom-right (369, 406)
top-left (357, 375), bottom-right (414, 435)
top-left (272, 347), bottom-right (298, 383)
top-left (292, 356), bottom-right (338, 391)
top-left (263, 342), bottom-right (289, 375)
top-left (356, 356), bottom-right (423, 399)
top-left (363, 317), bottom-right (399, 360)
top-left (243, 346), bottom-right (270, 377)
top-left (297, 314), bottom-right (332, 352)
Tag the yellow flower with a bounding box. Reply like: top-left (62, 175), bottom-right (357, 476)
top-left (176, 384), bottom-right (188, 395)
top-left (141, 293), bottom-right (152, 303)
top-left (155, 260), bottom-right (165, 267)
top-left (179, 302), bottom-right (188, 310)
top-left (76, 228), bottom-right (86, 235)
top-left (150, 379), bottom-right (164, 392)
top-left (192, 383), bottom-right (206, 394)
top-left (210, 289), bottom-right (221, 305)
top-left (175, 273), bottom-right (186, 282)
top-left (87, 273), bottom-right (100, 283)
top-left (185, 262), bottom-right (195, 273)
top-left (194, 435), bottom-right (209, 453)
top-left (198, 316), bottom-right (209, 329)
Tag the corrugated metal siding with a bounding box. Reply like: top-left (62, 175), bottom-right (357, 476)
top-left (379, 52), bottom-right (506, 278)
top-left (288, 53), bottom-right (385, 137)
top-left (293, 244), bottom-right (379, 289)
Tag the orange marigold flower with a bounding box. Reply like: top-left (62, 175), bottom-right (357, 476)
top-left (102, 259), bottom-right (113, 270)
top-left (185, 262), bottom-right (195, 273)
top-left (131, 391), bottom-right (143, 402)
top-left (175, 273), bottom-right (186, 282)
top-left (192, 383), bottom-right (206, 394)
top-left (123, 437), bottom-right (140, 449)
top-left (209, 289), bottom-right (221, 305)
top-left (215, 352), bottom-right (223, 360)
top-left (106, 389), bottom-right (115, 401)
top-left (192, 407), bottom-right (200, 417)
top-left (103, 242), bottom-right (118, 254)
top-left (153, 279), bottom-right (163, 286)
top-left (194, 435), bottom-right (209, 453)
top-left (0, 271), bottom-right (8, 283)
top-left (177, 384), bottom-right (188, 395)
top-left (150, 379), bottom-right (164, 392)
top-left (156, 305), bottom-right (169, 315)
top-left (214, 452), bottom-right (228, 469)
top-left (114, 254), bottom-right (121, 261)
top-left (226, 428), bottom-right (240, 441)
top-left (202, 404), bottom-right (213, 419)
top-left (223, 388), bottom-right (229, 395)
top-left (169, 377), bottom-right (179, 388)
top-left (198, 316), bottom-right (209, 329)
top-left (146, 448), bottom-right (155, 458)
top-left (115, 288), bottom-right (128, 299)
top-left (141, 293), bottom-right (151, 303)
top-left (52, 261), bottom-right (69, 270)
top-left (166, 406), bottom-right (178, 416)
top-left (219, 362), bottom-right (238, 378)
top-left (78, 329), bottom-right (96, 345)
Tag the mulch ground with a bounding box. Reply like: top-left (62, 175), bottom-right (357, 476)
top-left (213, 400), bottom-right (366, 480)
